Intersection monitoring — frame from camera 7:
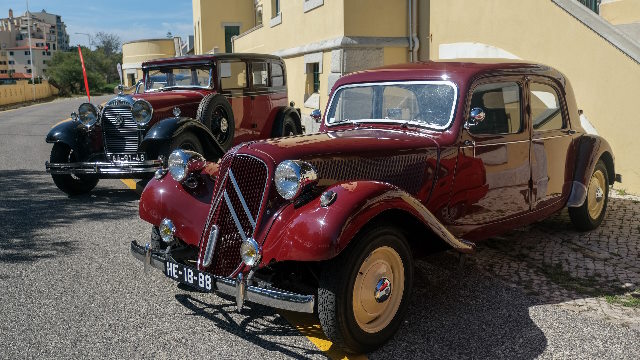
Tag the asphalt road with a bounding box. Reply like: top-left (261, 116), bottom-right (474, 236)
top-left (0, 96), bottom-right (638, 359)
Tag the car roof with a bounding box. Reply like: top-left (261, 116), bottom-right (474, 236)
top-left (333, 59), bottom-right (567, 89)
top-left (142, 53), bottom-right (282, 68)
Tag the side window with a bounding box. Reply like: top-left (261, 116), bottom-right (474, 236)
top-left (220, 61), bottom-right (247, 89)
top-left (252, 62), bottom-right (269, 87)
top-left (271, 62), bottom-right (285, 87)
top-left (530, 83), bottom-right (564, 131)
top-left (469, 82), bottom-right (522, 135)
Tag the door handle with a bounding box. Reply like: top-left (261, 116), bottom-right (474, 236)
top-left (563, 129), bottom-right (576, 135)
top-left (463, 140), bottom-right (475, 146)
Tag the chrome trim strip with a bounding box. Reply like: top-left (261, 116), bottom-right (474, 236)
top-left (325, 80), bottom-right (458, 131)
top-left (228, 169), bottom-right (257, 228)
top-left (45, 160), bottom-right (162, 175)
top-left (202, 225), bottom-right (219, 267)
top-left (224, 191), bottom-right (248, 242)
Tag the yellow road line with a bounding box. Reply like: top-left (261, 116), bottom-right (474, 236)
top-left (119, 178), bottom-right (367, 359)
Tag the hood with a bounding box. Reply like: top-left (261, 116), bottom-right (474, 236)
top-left (133, 89), bottom-right (210, 121)
top-left (246, 128), bottom-right (441, 197)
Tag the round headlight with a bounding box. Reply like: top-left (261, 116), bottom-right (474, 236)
top-left (159, 218), bottom-right (175, 243)
top-left (274, 160), bottom-right (318, 200)
top-left (168, 150), bottom-right (190, 182)
top-left (132, 99), bottom-right (153, 126)
top-left (168, 149), bottom-right (205, 182)
top-left (240, 238), bottom-right (261, 267)
top-left (77, 103), bottom-right (99, 127)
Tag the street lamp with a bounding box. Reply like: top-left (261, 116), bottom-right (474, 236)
top-left (75, 32), bottom-right (92, 49)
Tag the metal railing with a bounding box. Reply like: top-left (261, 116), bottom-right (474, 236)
top-left (578, 0), bottom-right (600, 14)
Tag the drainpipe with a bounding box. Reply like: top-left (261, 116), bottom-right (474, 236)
top-left (411, 0), bottom-right (420, 62)
top-left (408, 0), bottom-right (414, 62)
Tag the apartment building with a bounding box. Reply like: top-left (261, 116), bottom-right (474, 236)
top-left (6, 45), bottom-right (51, 77)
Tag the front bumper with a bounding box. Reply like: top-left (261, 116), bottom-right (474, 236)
top-left (46, 160), bottom-right (162, 177)
top-left (130, 240), bottom-right (315, 314)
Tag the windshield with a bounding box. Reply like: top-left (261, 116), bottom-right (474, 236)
top-left (326, 81), bottom-right (458, 130)
top-left (144, 66), bottom-right (212, 92)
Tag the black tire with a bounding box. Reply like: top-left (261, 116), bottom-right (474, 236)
top-left (50, 143), bottom-right (99, 196)
top-left (170, 131), bottom-right (204, 155)
top-left (272, 111), bottom-right (302, 138)
top-left (196, 94), bottom-right (235, 150)
top-left (318, 224), bottom-right (413, 354)
top-left (569, 160), bottom-right (609, 231)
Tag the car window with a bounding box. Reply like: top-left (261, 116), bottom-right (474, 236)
top-left (252, 62), bottom-right (269, 87)
top-left (144, 67), bottom-right (211, 91)
top-left (271, 62), bottom-right (285, 87)
top-left (530, 83), bottom-right (564, 131)
top-left (382, 86), bottom-right (419, 120)
top-left (469, 82), bottom-right (522, 135)
top-left (220, 61), bottom-right (247, 89)
top-left (329, 86), bottom-right (374, 123)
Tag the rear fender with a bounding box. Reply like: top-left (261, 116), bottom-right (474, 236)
top-left (45, 119), bottom-right (101, 159)
top-left (260, 181), bottom-right (475, 265)
top-left (141, 117), bottom-right (225, 161)
top-left (567, 135), bottom-right (616, 207)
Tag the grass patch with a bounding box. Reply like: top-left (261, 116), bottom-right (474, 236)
top-left (615, 188), bottom-right (628, 196)
top-left (605, 294), bottom-right (640, 308)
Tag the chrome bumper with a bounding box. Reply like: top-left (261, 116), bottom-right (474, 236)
top-left (130, 241), bottom-right (315, 314)
top-left (46, 160), bottom-right (162, 176)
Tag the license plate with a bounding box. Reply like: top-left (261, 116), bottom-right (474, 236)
top-left (164, 260), bottom-right (213, 292)
top-left (109, 153), bottom-right (146, 163)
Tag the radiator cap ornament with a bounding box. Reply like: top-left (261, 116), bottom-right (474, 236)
top-left (173, 107), bottom-right (181, 117)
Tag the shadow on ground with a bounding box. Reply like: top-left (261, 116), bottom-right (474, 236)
top-left (0, 170), bottom-right (138, 264)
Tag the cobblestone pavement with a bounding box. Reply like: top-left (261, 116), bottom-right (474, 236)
top-left (468, 191), bottom-right (640, 330)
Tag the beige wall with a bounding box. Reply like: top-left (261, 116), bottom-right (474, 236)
top-left (601, 0), bottom-right (640, 25)
top-left (0, 79), bottom-right (58, 106)
top-left (429, 0), bottom-right (640, 193)
top-left (192, 0), bottom-right (255, 54)
top-left (121, 39), bottom-right (177, 87)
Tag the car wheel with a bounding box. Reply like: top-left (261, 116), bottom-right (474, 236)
top-left (272, 112), bottom-right (302, 138)
top-left (569, 159), bottom-right (609, 231)
top-left (196, 94), bottom-right (235, 150)
top-left (170, 131), bottom-right (204, 155)
top-left (49, 143), bottom-right (99, 196)
top-left (318, 225), bottom-right (413, 354)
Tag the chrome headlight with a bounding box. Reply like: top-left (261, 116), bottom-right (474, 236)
top-left (132, 99), bottom-right (153, 126)
top-left (168, 149), bottom-right (205, 182)
top-left (77, 103), bottom-right (99, 127)
top-left (274, 160), bottom-right (318, 200)
top-left (240, 238), bottom-right (261, 267)
top-left (159, 218), bottom-right (175, 243)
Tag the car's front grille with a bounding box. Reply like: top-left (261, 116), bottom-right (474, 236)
top-left (101, 106), bottom-right (140, 154)
top-left (199, 154), bottom-right (269, 276)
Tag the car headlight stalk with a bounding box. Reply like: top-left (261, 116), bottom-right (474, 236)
top-left (274, 160), bottom-right (318, 200)
top-left (132, 99), bottom-right (153, 127)
top-left (168, 149), bottom-right (206, 182)
top-left (77, 103), bottom-right (99, 128)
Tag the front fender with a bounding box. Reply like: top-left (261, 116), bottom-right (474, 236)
top-left (140, 117), bottom-right (225, 161)
top-left (260, 181), bottom-right (475, 265)
top-left (567, 134), bottom-right (616, 207)
top-left (46, 119), bottom-right (100, 159)
top-left (139, 163), bottom-right (219, 247)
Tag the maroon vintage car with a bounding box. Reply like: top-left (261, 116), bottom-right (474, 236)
top-left (45, 53), bottom-right (301, 195)
top-left (130, 60), bottom-right (620, 353)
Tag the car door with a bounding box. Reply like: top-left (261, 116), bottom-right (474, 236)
top-left (528, 78), bottom-right (575, 211)
top-left (249, 61), bottom-right (271, 139)
top-left (451, 77), bottom-right (531, 227)
top-left (218, 59), bottom-right (252, 143)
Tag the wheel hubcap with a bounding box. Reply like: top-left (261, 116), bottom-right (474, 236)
top-left (220, 117), bottom-right (228, 133)
top-left (353, 246), bottom-right (404, 334)
top-left (587, 170), bottom-right (606, 220)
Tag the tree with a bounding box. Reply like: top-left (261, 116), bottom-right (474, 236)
top-left (166, 31), bottom-right (173, 38)
top-left (47, 47), bottom-right (107, 96)
top-left (92, 32), bottom-right (121, 56)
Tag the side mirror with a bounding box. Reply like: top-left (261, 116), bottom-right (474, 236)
top-left (135, 79), bottom-right (144, 94)
top-left (310, 109), bottom-right (322, 123)
top-left (465, 107), bottom-right (486, 130)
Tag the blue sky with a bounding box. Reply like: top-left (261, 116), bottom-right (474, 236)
top-left (2, 0), bottom-right (193, 48)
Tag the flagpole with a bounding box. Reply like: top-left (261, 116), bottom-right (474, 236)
top-left (26, 0), bottom-right (36, 100)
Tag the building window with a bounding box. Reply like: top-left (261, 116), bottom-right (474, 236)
top-left (312, 63), bottom-right (320, 93)
top-left (224, 25), bottom-right (240, 53)
top-left (9, 60), bottom-right (14, 65)
top-left (255, 5), bottom-right (263, 26)
top-left (25, 51), bottom-right (30, 55)
top-left (303, 0), bottom-right (324, 12)
top-left (27, 68), bottom-right (32, 73)
top-left (273, 0), bottom-right (280, 16)
top-left (43, 60), bottom-right (47, 65)
top-left (9, 51), bottom-right (13, 56)
top-left (270, 0), bottom-right (282, 27)
top-left (42, 51), bottom-right (45, 55)
top-left (27, 60), bottom-right (31, 64)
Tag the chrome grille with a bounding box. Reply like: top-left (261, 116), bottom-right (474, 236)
top-left (199, 154), bottom-right (269, 276)
top-left (101, 107), bottom-right (140, 154)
